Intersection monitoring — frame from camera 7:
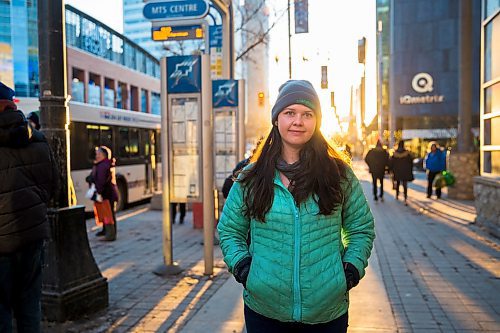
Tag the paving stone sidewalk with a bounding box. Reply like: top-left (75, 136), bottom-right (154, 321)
top-left (354, 162), bottom-right (500, 333)
top-left (43, 206), bottom-right (230, 333)
top-left (43, 161), bottom-right (499, 333)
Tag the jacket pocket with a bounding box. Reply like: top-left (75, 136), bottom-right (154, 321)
top-left (245, 258), bottom-right (256, 292)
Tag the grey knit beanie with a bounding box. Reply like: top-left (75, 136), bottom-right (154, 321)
top-left (271, 80), bottom-right (321, 127)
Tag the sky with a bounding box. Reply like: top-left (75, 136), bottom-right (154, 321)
top-left (65, 0), bottom-right (124, 33)
top-left (66, 0), bottom-right (376, 136)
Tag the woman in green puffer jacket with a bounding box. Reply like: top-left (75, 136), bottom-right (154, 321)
top-left (218, 80), bottom-right (375, 333)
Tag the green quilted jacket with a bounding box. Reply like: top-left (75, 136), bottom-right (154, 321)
top-left (217, 166), bottom-right (375, 324)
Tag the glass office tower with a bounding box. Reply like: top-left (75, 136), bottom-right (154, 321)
top-left (0, 0), bottom-right (39, 97)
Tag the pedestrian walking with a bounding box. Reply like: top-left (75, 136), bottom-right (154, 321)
top-left (389, 141), bottom-right (414, 205)
top-left (217, 80), bottom-right (375, 333)
top-left (424, 142), bottom-right (446, 199)
top-left (170, 202), bottom-right (186, 224)
top-left (88, 146), bottom-right (118, 241)
top-left (0, 82), bottom-right (57, 332)
top-left (364, 139), bottom-right (389, 202)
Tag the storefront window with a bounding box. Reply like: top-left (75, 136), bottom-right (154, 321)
top-left (482, 2), bottom-right (500, 177)
top-left (484, 14), bottom-right (500, 82)
top-left (484, 82), bottom-right (500, 114)
top-left (88, 83), bottom-right (101, 105)
top-left (151, 92), bottom-right (161, 115)
top-left (71, 80), bottom-right (84, 102)
top-left (104, 87), bottom-right (115, 107)
top-left (141, 89), bottom-right (148, 113)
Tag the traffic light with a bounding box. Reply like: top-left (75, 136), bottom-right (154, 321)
top-left (330, 91), bottom-right (335, 108)
top-left (321, 66), bottom-right (328, 89)
top-left (258, 92), bottom-right (265, 107)
top-left (358, 37), bottom-right (366, 64)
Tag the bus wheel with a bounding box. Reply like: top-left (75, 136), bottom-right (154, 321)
top-left (116, 181), bottom-right (127, 212)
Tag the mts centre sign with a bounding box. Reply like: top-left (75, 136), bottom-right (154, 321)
top-left (143, 0), bottom-right (209, 21)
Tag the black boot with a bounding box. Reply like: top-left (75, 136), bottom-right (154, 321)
top-left (95, 226), bottom-right (105, 237)
top-left (101, 223), bottom-right (116, 241)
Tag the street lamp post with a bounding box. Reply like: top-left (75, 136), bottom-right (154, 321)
top-left (377, 20), bottom-right (384, 142)
top-left (288, 0), bottom-right (292, 79)
top-left (38, 0), bottom-right (108, 322)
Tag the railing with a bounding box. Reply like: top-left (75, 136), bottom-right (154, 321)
top-left (65, 4), bottom-right (160, 79)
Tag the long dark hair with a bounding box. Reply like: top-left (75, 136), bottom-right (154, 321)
top-left (240, 126), bottom-right (348, 222)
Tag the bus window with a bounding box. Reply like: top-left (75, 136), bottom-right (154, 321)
top-left (142, 129), bottom-right (150, 157)
top-left (119, 127), bottom-right (129, 157)
top-left (100, 125), bottom-right (113, 153)
top-left (87, 124), bottom-right (100, 160)
top-left (156, 130), bottom-right (161, 162)
top-left (129, 129), bottom-right (139, 157)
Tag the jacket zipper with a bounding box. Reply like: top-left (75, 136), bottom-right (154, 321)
top-left (292, 202), bottom-right (302, 321)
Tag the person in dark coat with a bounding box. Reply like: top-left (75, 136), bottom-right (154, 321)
top-left (170, 202), bottom-right (186, 224)
top-left (0, 82), bottom-right (57, 332)
top-left (364, 140), bottom-right (389, 202)
top-left (222, 158), bottom-right (250, 199)
top-left (389, 141), bottom-right (414, 205)
top-left (91, 146), bottom-right (118, 241)
top-left (27, 112), bottom-right (40, 130)
top-left (424, 142), bottom-right (446, 199)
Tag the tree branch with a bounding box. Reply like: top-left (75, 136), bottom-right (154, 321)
top-left (235, 7), bottom-right (286, 62)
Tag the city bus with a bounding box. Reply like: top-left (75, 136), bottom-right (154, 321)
top-left (17, 98), bottom-right (161, 212)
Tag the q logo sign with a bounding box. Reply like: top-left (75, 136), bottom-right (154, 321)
top-left (412, 73), bottom-right (433, 93)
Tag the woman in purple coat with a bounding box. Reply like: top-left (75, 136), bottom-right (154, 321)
top-left (91, 146), bottom-right (118, 241)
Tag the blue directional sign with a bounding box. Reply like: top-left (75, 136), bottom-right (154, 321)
top-left (209, 25), bottom-right (223, 48)
top-left (213, 80), bottom-right (238, 108)
top-left (143, 0), bottom-right (209, 21)
top-left (167, 55), bottom-right (202, 93)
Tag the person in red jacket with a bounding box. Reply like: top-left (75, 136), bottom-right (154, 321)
top-left (89, 146), bottom-right (118, 241)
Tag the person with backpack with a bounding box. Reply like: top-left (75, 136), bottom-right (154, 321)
top-left (424, 142), bottom-right (446, 199)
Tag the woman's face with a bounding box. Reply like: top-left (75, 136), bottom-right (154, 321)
top-left (95, 149), bottom-right (106, 162)
top-left (277, 104), bottom-right (317, 151)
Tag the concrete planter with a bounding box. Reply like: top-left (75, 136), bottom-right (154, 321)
top-left (473, 176), bottom-right (500, 238)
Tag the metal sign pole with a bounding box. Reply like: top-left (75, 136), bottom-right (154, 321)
top-left (238, 79), bottom-right (246, 160)
top-left (154, 57), bottom-right (182, 276)
top-left (201, 54), bottom-right (214, 275)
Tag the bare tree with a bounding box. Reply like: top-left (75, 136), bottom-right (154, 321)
top-left (234, 0), bottom-right (288, 63)
top-left (156, 0), bottom-right (286, 62)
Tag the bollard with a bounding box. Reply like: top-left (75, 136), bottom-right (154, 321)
top-left (42, 205), bottom-right (108, 322)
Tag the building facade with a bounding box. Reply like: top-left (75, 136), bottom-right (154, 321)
top-left (0, 1), bottom-right (161, 114)
top-left (65, 5), bottom-right (160, 113)
top-left (377, 0), bottom-right (481, 151)
top-left (123, 0), bottom-right (166, 60)
top-left (375, 0), bottom-right (390, 139)
top-left (474, 0), bottom-right (500, 237)
top-left (0, 0), bottom-right (38, 97)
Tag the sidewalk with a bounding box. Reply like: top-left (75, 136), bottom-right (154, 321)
top-left (44, 207), bottom-right (231, 333)
top-left (44, 162), bottom-right (499, 332)
top-left (353, 161), bottom-right (499, 332)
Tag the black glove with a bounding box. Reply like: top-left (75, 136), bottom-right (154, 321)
top-left (343, 262), bottom-right (360, 291)
top-left (233, 257), bottom-right (252, 288)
